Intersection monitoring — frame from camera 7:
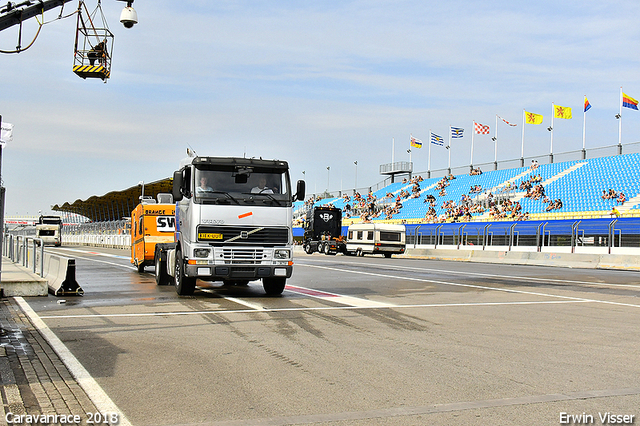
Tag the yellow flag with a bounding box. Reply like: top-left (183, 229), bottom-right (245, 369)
top-left (554, 105), bottom-right (572, 119)
top-left (525, 111), bottom-right (543, 124)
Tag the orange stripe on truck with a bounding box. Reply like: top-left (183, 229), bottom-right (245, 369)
top-left (238, 212), bottom-right (253, 219)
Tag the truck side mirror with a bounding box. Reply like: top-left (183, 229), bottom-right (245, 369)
top-left (295, 180), bottom-right (306, 201)
top-left (172, 170), bottom-right (183, 201)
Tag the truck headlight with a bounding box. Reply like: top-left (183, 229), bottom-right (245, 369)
top-left (194, 248), bottom-right (211, 258)
top-left (274, 249), bottom-right (291, 259)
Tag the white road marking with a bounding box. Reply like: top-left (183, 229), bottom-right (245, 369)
top-left (301, 258), bottom-right (640, 289)
top-left (298, 263), bottom-right (640, 309)
top-left (285, 284), bottom-right (395, 308)
top-left (14, 297), bottom-right (132, 426)
top-left (199, 289), bottom-right (266, 311)
top-left (39, 300), bottom-right (590, 320)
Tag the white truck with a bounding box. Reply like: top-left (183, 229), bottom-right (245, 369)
top-left (155, 155), bottom-right (305, 296)
top-left (35, 215), bottom-right (63, 246)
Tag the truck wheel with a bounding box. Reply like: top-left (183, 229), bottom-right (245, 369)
top-left (136, 260), bottom-right (145, 273)
top-left (263, 278), bottom-right (286, 295)
top-left (155, 251), bottom-right (171, 286)
top-left (175, 249), bottom-right (196, 295)
top-left (304, 243), bottom-right (313, 254)
top-left (356, 248), bottom-right (363, 257)
top-left (323, 243), bottom-right (331, 255)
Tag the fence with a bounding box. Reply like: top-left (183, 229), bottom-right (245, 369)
top-left (3, 234), bottom-right (45, 276)
top-left (405, 218), bottom-right (640, 255)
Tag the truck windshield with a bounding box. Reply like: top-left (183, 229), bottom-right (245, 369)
top-left (194, 166), bottom-right (291, 206)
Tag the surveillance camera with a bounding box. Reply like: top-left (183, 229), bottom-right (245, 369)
top-left (547, 126), bottom-right (553, 131)
top-left (120, 6), bottom-right (138, 28)
top-left (615, 114), bottom-right (621, 119)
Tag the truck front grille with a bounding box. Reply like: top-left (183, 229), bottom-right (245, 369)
top-left (197, 226), bottom-right (289, 246)
top-left (221, 248), bottom-right (265, 264)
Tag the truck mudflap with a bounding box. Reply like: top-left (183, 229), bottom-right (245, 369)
top-left (184, 264), bottom-right (293, 280)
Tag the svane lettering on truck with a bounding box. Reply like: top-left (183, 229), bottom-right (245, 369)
top-left (156, 216), bottom-right (176, 232)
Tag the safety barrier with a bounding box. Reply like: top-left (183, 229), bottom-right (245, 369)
top-left (63, 233), bottom-right (130, 249)
top-left (3, 233), bottom-right (84, 296)
top-left (42, 253), bottom-right (84, 296)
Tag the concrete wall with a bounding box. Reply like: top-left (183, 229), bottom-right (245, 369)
top-left (405, 247), bottom-right (640, 271)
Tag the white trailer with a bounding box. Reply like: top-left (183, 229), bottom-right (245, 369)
top-left (345, 223), bottom-right (406, 258)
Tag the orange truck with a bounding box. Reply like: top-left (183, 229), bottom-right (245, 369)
top-left (130, 194), bottom-right (176, 272)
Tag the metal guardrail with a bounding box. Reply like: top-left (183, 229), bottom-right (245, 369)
top-left (3, 234), bottom-right (45, 276)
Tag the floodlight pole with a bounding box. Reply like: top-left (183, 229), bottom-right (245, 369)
top-left (0, 114), bottom-right (4, 282)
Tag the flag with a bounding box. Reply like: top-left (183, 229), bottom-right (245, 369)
top-left (584, 97), bottom-right (591, 112)
top-left (525, 111), bottom-right (543, 124)
top-left (410, 135), bottom-right (422, 148)
top-left (430, 132), bottom-right (444, 146)
top-left (450, 127), bottom-right (464, 138)
top-left (473, 121), bottom-right (489, 134)
top-left (554, 105), bottom-right (572, 119)
top-left (0, 122), bottom-right (13, 145)
top-left (622, 93), bottom-right (639, 110)
top-left (498, 115), bottom-right (517, 126)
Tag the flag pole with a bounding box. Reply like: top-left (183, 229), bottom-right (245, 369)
top-left (447, 125), bottom-right (452, 174)
top-left (493, 115), bottom-right (498, 170)
top-left (618, 87), bottom-right (623, 154)
top-left (470, 121), bottom-right (475, 172)
top-left (521, 109), bottom-right (525, 167)
top-left (549, 103), bottom-right (555, 163)
top-left (582, 95), bottom-right (587, 160)
top-left (392, 137), bottom-right (395, 166)
top-left (0, 114), bottom-right (4, 283)
top-left (428, 130), bottom-right (432, 179)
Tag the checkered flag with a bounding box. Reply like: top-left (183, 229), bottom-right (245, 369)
top-left (473, 121), bottom-right (490, 134)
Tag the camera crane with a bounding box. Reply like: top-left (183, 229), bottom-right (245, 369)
top-left (0, 0), bottom-right (137, 81)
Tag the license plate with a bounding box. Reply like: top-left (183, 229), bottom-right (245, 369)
top-left (199, 233), bottom-right (223, 240)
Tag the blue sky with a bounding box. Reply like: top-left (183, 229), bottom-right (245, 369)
top-left (1, 0), bottom-right (640, 216)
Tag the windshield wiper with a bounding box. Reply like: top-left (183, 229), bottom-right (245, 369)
top-left (244, 192), bottom-right (282, 206)
top-left (200, 191), bottom-right (239, 204)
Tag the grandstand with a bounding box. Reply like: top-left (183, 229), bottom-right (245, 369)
top-left (295, 152), bottom-right (640, 225)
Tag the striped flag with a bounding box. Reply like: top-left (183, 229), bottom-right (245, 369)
top-left (622, 93), bottom-right (638, 110)
top-left (473, 121), bottom-right (489, 134)
top-left (450, 127), bottom-right (464, 138)
top-left (410, 135), bottom-right (423, 148)
top-left (430, 132), bottom-right (444, 146)
top-left (584, 97), bottom-right (592, 112)
top-left (497, 115), bottom-right (517, 126)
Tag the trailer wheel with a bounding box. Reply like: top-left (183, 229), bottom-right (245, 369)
top-left (175, 249), bottom-right (196, 296)
top-left (323, 243), bottom-right (331, 255)
top-left (263, 278), bottom-right (286, 295)
top-left (304, 243), bottom-right (313, 254)
top-left (154, 251), bottom-right (171, 286)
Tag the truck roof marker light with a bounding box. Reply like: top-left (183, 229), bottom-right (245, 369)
top-left (238, 212), bottom-right (253, 219)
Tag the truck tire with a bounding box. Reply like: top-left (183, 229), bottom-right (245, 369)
top-left (136, 260), bottom-right (145, 273)
top-left (154, 250), bottom-right (171, 286)
top-left (323, 243), bottom-right (331, 255)
top-left (175, 249), bottom-right (196, 295)
top-left (384, 252), bottom-right (392, 258)
top-left (263, 278), bottom-right (286, 295)
top-left (304, 243), bottom-right (313, 254)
